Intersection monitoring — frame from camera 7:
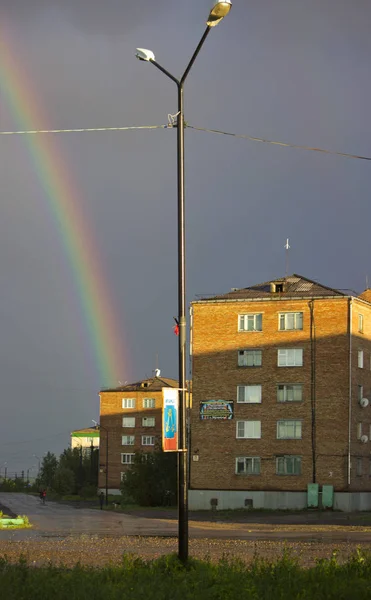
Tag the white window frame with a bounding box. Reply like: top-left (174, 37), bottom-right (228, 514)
top-left (358, 350), bottom-right (364, 369)
top-left (142, 398), bottom-right (156, 409)
top-left (236, 420), bottom-right (261, 439)
top-left (278, 348), bottom-right (303, 367)
top-left (142, 416), bottom-right (155, 427)
top-left (277, 384), bottom-right (303, 402)
top-left (279, 312), bottom-right (303, 331)
top-left (237, 385), bottom-right (262, 404)
top-left (235, 457), bottom-right (261, 475)
top-left (238, 349), bottom-right (262, 367)
top-left (276, 456), bottom-right (302, 475)
top-left (358, 385), bottom-right (364, 401)
top-left (122, 435), bottom-right (135, 446)
top-left (122, 417), bottom-right (135, 428)
top-left (359, 314), bottom-right (364, 333)
top-left (121, 453), bottom-right (135, 465)
top-left (142, 435), bottom-right (155, 446)
top-left (122, 398), bottom-right (136, 409)
top-left (238, 313), bottom-right (262, 332)
top-left (277, 420), bottom-right (302, 440)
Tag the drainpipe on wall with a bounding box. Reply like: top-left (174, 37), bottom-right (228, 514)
top-left (309, 300), bottom-right (316, 483)
top-left (348, 298), bottom-right (353, 486)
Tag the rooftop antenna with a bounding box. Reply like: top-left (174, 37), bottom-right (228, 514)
top-left (284, 238), bottom-right (290, 278)
top-left (366, 275), bottom-right (369, 290)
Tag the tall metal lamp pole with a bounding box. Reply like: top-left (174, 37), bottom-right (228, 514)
top-left (135, 1), bottom-right (232, 563)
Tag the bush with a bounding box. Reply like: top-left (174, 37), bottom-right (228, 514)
top-left (121, 447), bottom-right (177, 507)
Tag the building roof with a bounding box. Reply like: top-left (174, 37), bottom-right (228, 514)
top-left (194, 274), bottom-right (347, 302)
top-left (101, 375), bottom-right (179, 393)
top-left (71, 427), bottom-right (100, 437)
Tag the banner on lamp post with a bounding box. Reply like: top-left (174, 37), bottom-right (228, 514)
top-left (162, 388), bottom-right (179, 452)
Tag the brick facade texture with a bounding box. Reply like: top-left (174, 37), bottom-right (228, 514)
top-left (98, 387), bottom-right (168, 490)
top-left (190, 294), bottom-right (371, 493)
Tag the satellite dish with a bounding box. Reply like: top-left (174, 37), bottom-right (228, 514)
top-left (155, 368), bottom-right (161, 378)
top-left (360, 398), bottom-right (369, 408)
top-left (361, 435), bottom-right (369, 444)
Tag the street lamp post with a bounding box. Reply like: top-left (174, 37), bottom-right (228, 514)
top-left (135, 1), bottom-right (232, 563)
top-left (93, 420), bottom-right (109, 506)
top-left (33, 454), bottom-right (41, 474)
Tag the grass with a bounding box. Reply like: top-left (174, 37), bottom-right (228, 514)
top-left (1, 550), bottom-right (371, 599)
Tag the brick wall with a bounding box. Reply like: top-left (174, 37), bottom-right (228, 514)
top-left (190, 295), bottom-right (371, 493)
top-left (98, 389), bottom-right (164, 490)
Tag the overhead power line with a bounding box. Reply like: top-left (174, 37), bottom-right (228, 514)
top-left (0, 121), bottom-right (370, 161)
top-left (188, 125), bottom-right (371, 162)
top-left (0, 124), bottom-right (166, 135)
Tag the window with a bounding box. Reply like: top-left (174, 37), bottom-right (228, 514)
top-left (121, 453), bottom-right (135, 465)
top-left (359, 314), bottom-right (364, 333)
top-left (356, 458), bottom-right (363, 477)
top-left (236, 457), bottom-right (261, 475)
top-left (279, 312), bottom-right (303, 331)
top-left (238, 313), bottom-right (262, 332)
top-left (122, 398), bottom-right (136, 409)
top-left (236, 420), bottom-right (261, 439)
top-left (276, 456), bottom-right (301, 475)
top-left (238, 349), bottom-right (262, 367)
top-left (277, 384), bottom-right (303, 402)
top-left (357, 423), bottom-right (362, 440)
top-left (142, 417), bottom-right (155, 427)
top-left (237, 385), bottom-right (262, 404)
top-left (122, 435), bottom-right (135, 445)
top-left (143, 398), bottom-right (155, 409)
top-left (122, 417), bottom-right (135, 428)
top-left (358, 350), bottom-right (364, 368)
top-left (277, 420), bottom-right (302, 439)
top-left (142, 435), bottom-right (155, 446)
top-left (278, 349), bottom-right (303, 367)
top-left (358, 385), bottom-right (364, 401)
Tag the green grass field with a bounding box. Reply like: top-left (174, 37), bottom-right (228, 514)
top-left (1, 550), bottom-right (371, 599)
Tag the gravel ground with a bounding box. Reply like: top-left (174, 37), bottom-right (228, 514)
top-left (0, 536), bottom-right (370, 568)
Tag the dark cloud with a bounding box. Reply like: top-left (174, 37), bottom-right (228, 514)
top-left (1, 0), bottom-right (173, 34)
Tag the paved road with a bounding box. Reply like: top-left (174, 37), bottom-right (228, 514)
top-left (2, 493), bottom-right (371, 544)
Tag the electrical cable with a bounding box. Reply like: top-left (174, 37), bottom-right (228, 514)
top-left (188, 125), bottom-right (371, 161)
top-left (0, 124), bottom-right (166, 135)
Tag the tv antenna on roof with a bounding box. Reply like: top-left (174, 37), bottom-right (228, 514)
top-left (284, 238), bottom-right (290, 277)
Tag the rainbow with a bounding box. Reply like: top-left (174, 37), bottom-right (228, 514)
top-left (0, 22), bottom-right (131, 386)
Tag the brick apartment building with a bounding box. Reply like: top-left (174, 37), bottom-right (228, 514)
top-left (98, 373), bottom-right (178, 493)
top-left (189, 274), bottom-right (371, 511)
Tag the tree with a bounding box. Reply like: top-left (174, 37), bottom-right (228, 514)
top-left (53, 466), bottom-right (75, 495)
top-left (39, 452), bottom-right (58, 489)
top-left (122, 446), bottom-right (177, 506)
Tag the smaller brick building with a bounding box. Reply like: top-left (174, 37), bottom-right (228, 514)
top-left (98, 374), bottom-right (178, 493)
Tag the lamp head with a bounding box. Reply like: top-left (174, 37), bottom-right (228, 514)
top-left (207, 0), bottom-right (232, 27)
top-left (135, 48), bottom-right (156, 62)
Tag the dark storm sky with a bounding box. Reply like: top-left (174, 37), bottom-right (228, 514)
top-left (0, 0), bottom-right (370, 473)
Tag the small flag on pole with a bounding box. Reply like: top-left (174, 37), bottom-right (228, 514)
top-left (173, 317), bottom-right (179, 336)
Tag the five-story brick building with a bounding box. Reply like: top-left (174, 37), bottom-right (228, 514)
top-left (189, 275), bottom-right (371, 510)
